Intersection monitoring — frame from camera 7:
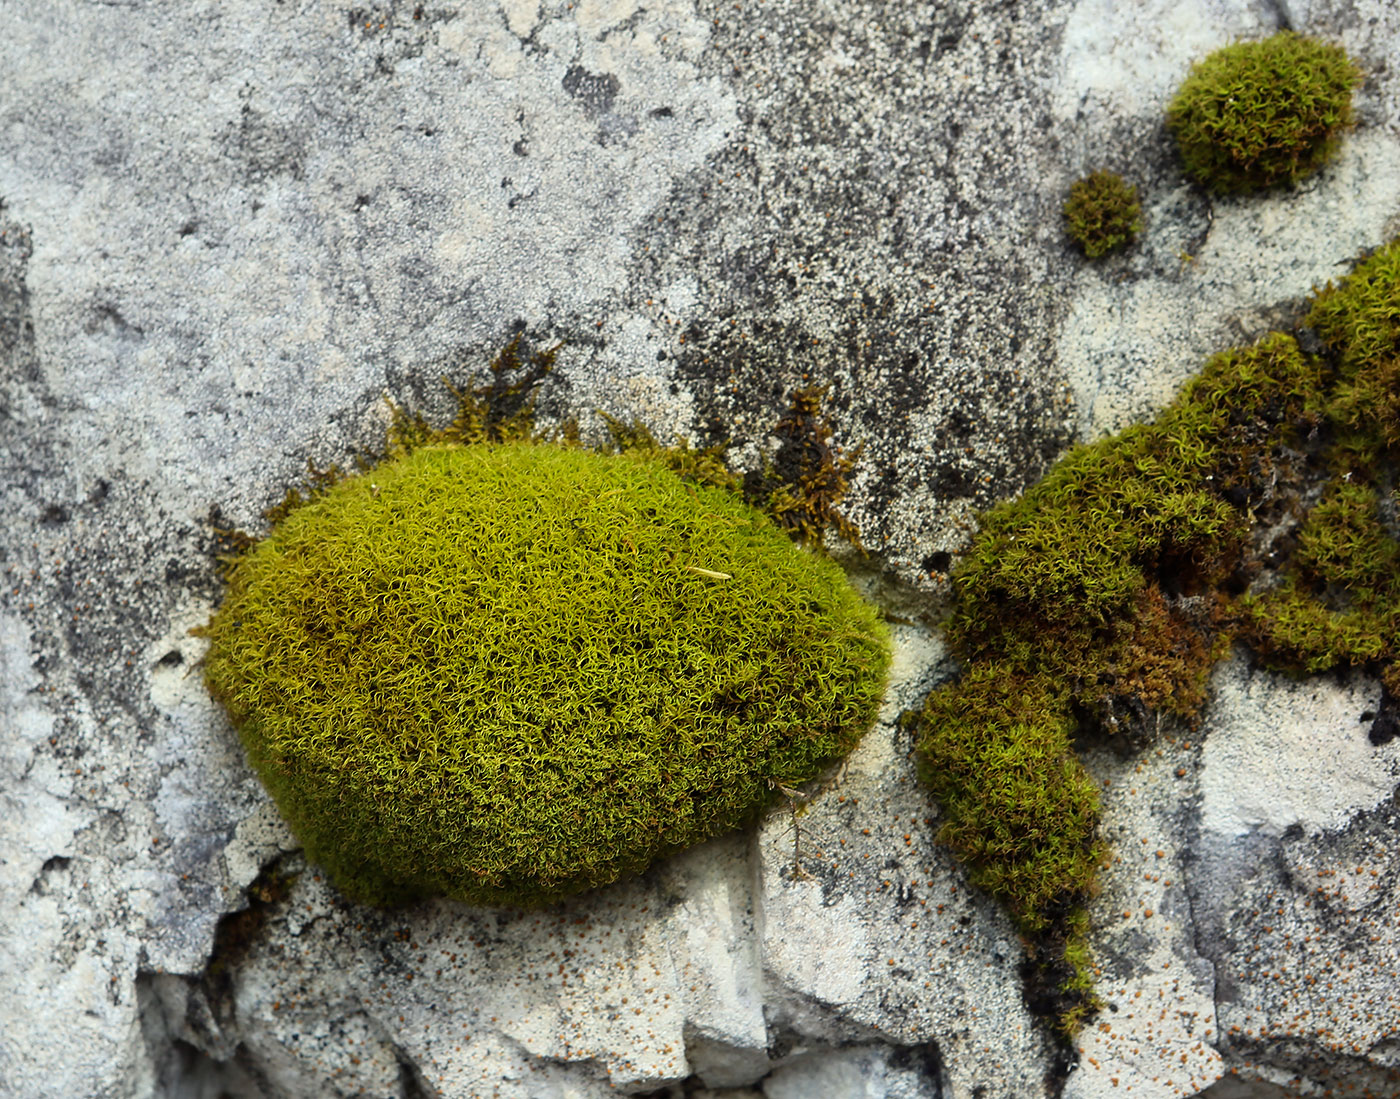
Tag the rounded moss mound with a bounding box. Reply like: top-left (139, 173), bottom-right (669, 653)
top-left (1166, 32), bottom-right (1361, 194)
top-left (203, 442), bottom-right (890, 908)
top-left (1063, 170), bottom-right (1142, 259)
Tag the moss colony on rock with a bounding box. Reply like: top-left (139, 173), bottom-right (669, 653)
top-left (911, 235), bottom-right (1400, 1033)
top-left (1166, 32), bottom-right (1361, 194)
top-left (1244, 239), bottom-right (1400, 691)
top-left (202, 374), bottom-right (890, 909)
top-left (1063, 170), bottom-right (1142, 259)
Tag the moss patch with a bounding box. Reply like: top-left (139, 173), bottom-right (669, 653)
top-left (202, 370), bottom-right (889, 909)
top-left (911, 236), bottom-right (1400, 1033)
top-left (1063, 171), bottom-right (1142, 259)
top-left (1166, 32), bottom-right (1361, 194)
top-left (1306, 239), bottom-right (1400, 470)
top-left (1242, 236), bottom-right (1400, 681)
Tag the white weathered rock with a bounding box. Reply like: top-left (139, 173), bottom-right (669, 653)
top-left (1064, 735), bottom-right (1225, 1099)
top-left (1192, 660), bottom-right (1400, 1099)
top-left (762, 1046), bottom-right (941, 1099)
top-left (1063, 656), bottom-right (1400, 1099)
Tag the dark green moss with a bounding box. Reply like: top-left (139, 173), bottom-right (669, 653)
top-left (915, 332), bottom-right (1315, 1030)
top-left (1166, 32), bottom-right (1362, 194)
top-left (1306, 238), bottom-right (1400, 470)
top-left (912, 237), bottom-right (1400, 1033)
top-left (1063, 171), bottom-right (1142, 259)
top-left (1242, 237), bottom-right (1400, 681)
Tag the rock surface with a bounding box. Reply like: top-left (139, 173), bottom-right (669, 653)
top-left (2, 0), bottom-right (1399, 1097)
top-left (1067, 658), bottom-right (1400, 1099)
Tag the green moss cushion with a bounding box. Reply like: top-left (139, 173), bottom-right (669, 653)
top-left (203, 442), bottom-right (890, 907)
top-left (1166, 32), bottom-right (1361, 194)
top-left (1063, 171), bottom-right (1142, 259)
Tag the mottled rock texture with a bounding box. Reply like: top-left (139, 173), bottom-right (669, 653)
top-left (3, 0), bottom-right (1399, 1097)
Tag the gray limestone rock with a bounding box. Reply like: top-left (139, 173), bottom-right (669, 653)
top-left (4, 0), bottom-right (1400, 1097)
top-left (1065, 657), bottom-right (1400, 1099)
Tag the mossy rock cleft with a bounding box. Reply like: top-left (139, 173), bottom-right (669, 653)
top-left (1166, 31), bottom-right (1362, 194)
top-left (203, 441), bottom-right (890, 908)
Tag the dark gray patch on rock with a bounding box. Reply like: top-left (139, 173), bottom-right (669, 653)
top-left (563, 64), bottom-right (621, 115)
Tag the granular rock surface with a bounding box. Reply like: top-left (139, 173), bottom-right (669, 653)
top-left (3, 1), bottom-right (1400, 1097)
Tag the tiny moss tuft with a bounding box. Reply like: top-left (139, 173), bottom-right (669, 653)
top-left (742, 386), bottom-right (864, 548)
top-left (912, 237), bottom-right (1400, 1034)
top-left (263, 458), bottom-right (347, 527)
top-left (1166, 32), bottom-right (1362, 194)
top-left (201, 362), bottom-right (889, 909)
top-left (386, 335), bottom-right (560, 457)
top-left (597, 412), bottom-right (742, 494)
top-left (1063, 171), bottom-right (1142, 259)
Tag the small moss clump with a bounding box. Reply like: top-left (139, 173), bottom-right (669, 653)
top-left (913, 238), bottom-right (1400, 1033)
top-left (1166, 32), bottom-right (1362, 194)
top-left (742, 385), bottom-right (864, 547)
top-left (1063, 171), bottom-right (1143, 259)
top-left (202, 387), bottom-right (889, 909)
